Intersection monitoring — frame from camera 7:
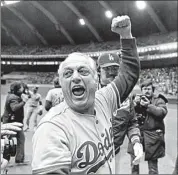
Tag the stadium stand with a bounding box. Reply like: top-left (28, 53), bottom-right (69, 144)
top-left (1, 31), bottom-right (177, 55)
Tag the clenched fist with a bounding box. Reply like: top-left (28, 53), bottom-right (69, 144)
top-left (111, 15), bottom-right (132, 39)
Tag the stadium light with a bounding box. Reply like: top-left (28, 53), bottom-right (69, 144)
top-left (79, 19), bottom-right (85, 25)
top-left (135, 1), bottom-right (146, 10)
top-left (148, 47), bottom-right (152, 51)
top-left (1, 1), bottom-right (20, 6)
top-left (105, 10), bottom-right (113, 19)
top-left (156, 46), bottom-right (160, 50)
top-left (144, 48), bottom-right (148, 52)
top-left (160, 45), bottom-right (167, 50)
top-left (140, 48), bottom-right (145, 52)
top-left (167, 43), bottom-right (177, 50)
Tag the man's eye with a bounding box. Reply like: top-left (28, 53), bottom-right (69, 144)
top-left (78, 68), bottom-right (89, 76)
top-left (63, 70), bottom-right (73, 78)
top-left (113, 66), bottom-right (119, 71)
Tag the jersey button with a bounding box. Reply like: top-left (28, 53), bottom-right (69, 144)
top-left (96, 120), bottom-right (99, 124)
top-left (101, 133), bottom-right (104, 137)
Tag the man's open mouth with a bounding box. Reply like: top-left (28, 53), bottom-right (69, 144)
top-left (72, 85), bottom-right (85, 96)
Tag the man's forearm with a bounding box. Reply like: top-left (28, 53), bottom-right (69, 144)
top-left (113, 38), bottom-right (140, 103)
top-left (146, 104), bottom-right (167, 120)
top-left (10, 101), bottom-right (25, 112)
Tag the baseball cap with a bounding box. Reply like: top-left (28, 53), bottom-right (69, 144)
top-left (97, 53), bottom-right (121, 68)
top-left (32, 85), bottom-right (39, 89)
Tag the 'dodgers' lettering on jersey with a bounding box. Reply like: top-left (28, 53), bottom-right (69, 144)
top-left (76, 127), bottom-right (114, 173)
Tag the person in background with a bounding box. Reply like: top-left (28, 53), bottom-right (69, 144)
top-left (32, 15), bottom-right (140, 174)
top-left (24, 85), bottom-right (43, 132)
top-left (2, 81), bottom-right (29, 164)
top-left (45, 77), bottom-right (64, 111)
top-left (127, 79), bottom-right (168, 174)
top-left (97, 52), bottom-right (143, 166)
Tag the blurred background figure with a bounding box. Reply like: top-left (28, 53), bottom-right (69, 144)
top-left (45, 76), bottom-right (64, 111)
top-left (24, 85), bottom-right (43, 132)
top-left (1, 81), bottom-right (29, 165)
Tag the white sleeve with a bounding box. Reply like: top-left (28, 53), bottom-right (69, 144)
top-left (32, 122), bottom-right (71, 174)
top-left (45, 90), bottom-right (52, 101)
top-left (96, 83), bottom-right (120, 115)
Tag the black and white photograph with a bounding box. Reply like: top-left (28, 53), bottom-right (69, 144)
top-left (1, 1), bottom-right (177, 174)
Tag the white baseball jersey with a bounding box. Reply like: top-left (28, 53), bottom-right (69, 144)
top-left (32, 83), bottom-right (120, 174)
top-left (28, 91), bottom-right (41, 107)
top-left (45, 88), bottom-right (64, 107)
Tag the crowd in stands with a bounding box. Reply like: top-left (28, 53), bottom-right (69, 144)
top-left (17, 72), bottom-right (58, 85)
top-left (139, 67), bottom-right (177, 95)
top-left (1, 32), bottom-right (177, 55)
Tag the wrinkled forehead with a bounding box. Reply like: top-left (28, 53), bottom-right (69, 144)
top-left (62, 55), bottom-right (94, 70)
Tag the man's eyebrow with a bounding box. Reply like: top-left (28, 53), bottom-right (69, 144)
top-left (78, 66), bottom-right (88, 69)
top-left (63, 67), bottom-right (72, 70)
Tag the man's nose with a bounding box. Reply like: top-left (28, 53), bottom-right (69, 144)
top-left (108, 69), bottom-right (116, 75)
top-left (72, 71), bottom-right (81, 83)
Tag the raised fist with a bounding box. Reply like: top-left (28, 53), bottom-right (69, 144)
top-left (111, 15), bottom-right (132, 39)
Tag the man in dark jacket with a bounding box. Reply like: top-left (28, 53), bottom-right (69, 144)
top-left (97, 53), bottom-right (143, 166)
top-left (128, 79), bottom-right (168, 174)
top-left (2, 81), bottom-right (29, 164)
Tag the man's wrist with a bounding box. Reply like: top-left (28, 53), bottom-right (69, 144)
top-left (120, 33), bottom-right (133, 39)
top-left (131, 135), bottom-right (140, 145)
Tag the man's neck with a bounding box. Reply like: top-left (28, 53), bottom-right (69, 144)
top-left (100, 83), bottom-right (107, 88)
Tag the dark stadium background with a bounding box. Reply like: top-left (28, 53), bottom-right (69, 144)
top-left (1, 1), bottom-right (177, 174)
